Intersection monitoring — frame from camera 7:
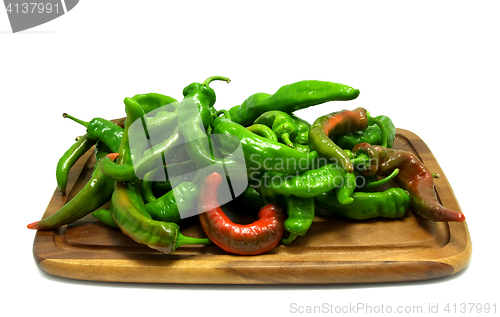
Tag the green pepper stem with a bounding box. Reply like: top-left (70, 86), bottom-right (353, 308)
top-left (363, 168), bottom-right (400, 189)
top-left (202, 76), bottom-right (231, 86)
top-left (369, 116), bottom-right (388, 148)
top-left (281, 232), bottom-right (299, 245)
top-left (215, 109), bottom-right (231, 121)
top-left (174, 232), bottom-right (212, 250)
top-left (280, 133), bottom-right (294, 148)
top-left (63, 113), bottom-right (89, 128)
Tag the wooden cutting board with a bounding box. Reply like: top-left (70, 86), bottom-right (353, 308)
top-left (32, 129), bottom-right (472, 284)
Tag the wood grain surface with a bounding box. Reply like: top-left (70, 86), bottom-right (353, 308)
top-left (32, 129), bottom-right (472, 284)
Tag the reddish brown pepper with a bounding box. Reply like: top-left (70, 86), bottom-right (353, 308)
top-left (352, 143), bottom-right (465, 222)
top-left (309, 108), bottom-right (369, 173)
top-left (198, 172), bottom-right (285, 255)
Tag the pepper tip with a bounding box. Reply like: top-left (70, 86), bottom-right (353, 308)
top-left (106, 153), bottom-right (120, 162)
top-left (27, 221), bottom-right (39, 230)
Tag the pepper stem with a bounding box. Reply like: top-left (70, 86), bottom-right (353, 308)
top-left (369, 116), bottom-right (388, 148)
top-left (174, 232), bottom-right (212, 250)
top-left (63, 113), bottom-right (89, 128)
top-left (363, 168), bottom-right (400, 189)
top-left (280, 133), bottom-right (294, 148)
top-left (281, 232), bottom-right (298, 245)
top-left (215, 109), bottom-right (231, 120)
top-left (202, 76), bottom-right (231, 87)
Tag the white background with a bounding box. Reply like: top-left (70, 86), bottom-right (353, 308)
top-left (1, 1), bottom-right (499, 316)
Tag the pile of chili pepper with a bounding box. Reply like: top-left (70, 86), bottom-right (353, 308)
top-left (27, 76), bottom-right (465, 256)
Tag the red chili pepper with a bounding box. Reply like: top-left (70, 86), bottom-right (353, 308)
top-left (352, 143), bottom-right (465, 222)
top-left (198, 172), bottom-right (285, 255)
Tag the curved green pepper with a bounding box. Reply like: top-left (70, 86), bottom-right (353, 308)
top-left (315, 187), bottom-right (410, 220)
top-left (144, 181), bottom-right (199, 222)
top-left (28, 141), bottom-right (116, 230)
top-left (246, 124), bottom-right (278, 142)
top-left (334, 115), bottom-right (396, 149)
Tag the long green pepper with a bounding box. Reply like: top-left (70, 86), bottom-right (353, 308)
top-left (28, 141), bottom-right (116, 230)
top-left (63, 113), bottom-right (123, 153)
top-left (315, 187), bottom-right (411, 220)
top-left (56, 134), bottom-right (97, 194)
top-left (228, 80), bottom-right (360, 126)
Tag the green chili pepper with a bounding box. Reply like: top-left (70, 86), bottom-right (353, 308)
top-left (112, 181), bottom-right (211, 253)
top-left (259, 164), bottom-right (355, 204)
top-left (315, 187), bottom-right (411, 220)
top-left (254, 110), bottom-right (297, 147)
top-left (334, 115), bottom-right (396, 149)
top-left (279, 195), bottom-right (315, 245)
top-left (144, 181), bottom-right (199, 222)
top-left (246, 124), bottom-right (278, 142)
top-left (28, 142), bottom-right (116, 230)
top-left (110, 96), bottom-right (211, 254)
top-left (62, 113), bottom-right (123, 153)
top-left (176, 77), bottom-right (249, 191)
top-left (92, 208), bottom-right (118, 228)
top-left (211, 115), bottom-right (319, 174)
top-left (177, 76), bottom-right (232, 169)
top-left (56, 134), bottom-right (97, 194)
top-left (228, 80), bottom-right (360, 126)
